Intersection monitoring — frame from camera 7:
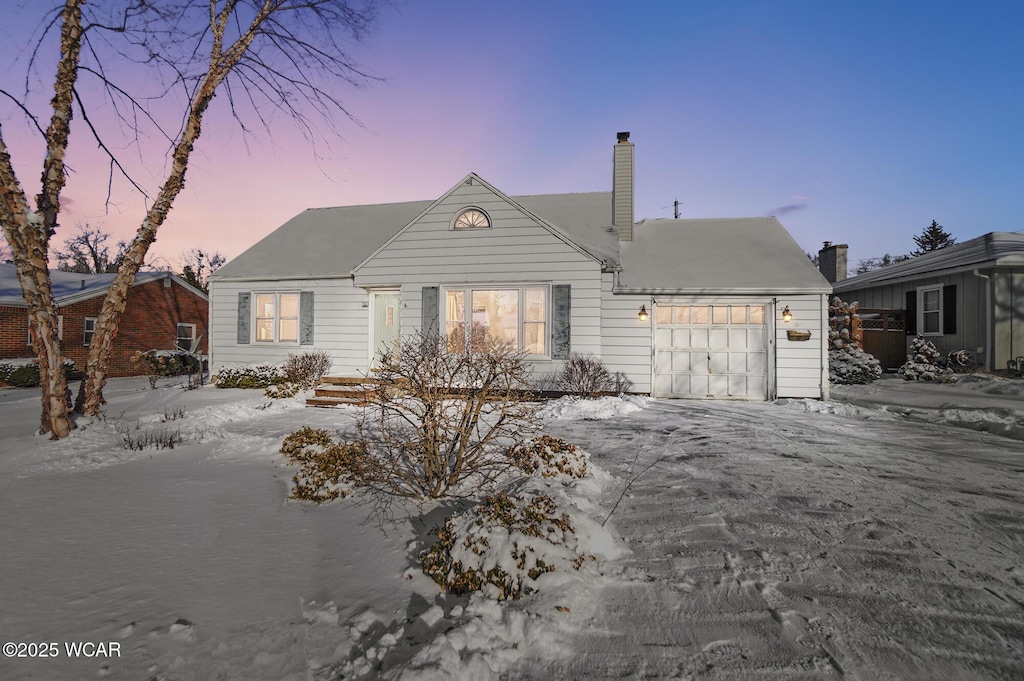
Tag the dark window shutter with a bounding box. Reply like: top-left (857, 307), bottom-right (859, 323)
top-left (905, 290), bottom-right (916, 335)
top-left (551, 284), bottom-right (571, 359)
top-left (299, 291), bottom-right (314, 345)
top-left (237, 292), bottom-right (251, 344)
top-left (942, 285), bottom-right (956, 335)
top-left (421, 287), bottom-right (439, 337)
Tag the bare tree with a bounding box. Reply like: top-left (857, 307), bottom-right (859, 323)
top-left (55, 223), bottom-right (129, 273)
top-left (0, 0), bottom-right (379, 436)
top-left (177, 248), bottom-right (225, 293)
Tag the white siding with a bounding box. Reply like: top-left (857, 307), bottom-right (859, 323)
top-left (775, 293), bottom-right (828, 399)
top-left (209, 277), bottom-right (368, 376)
top-left (356, 180), bottom-right (603, 380)
top-left (600, 275), bottom-right (653, 393)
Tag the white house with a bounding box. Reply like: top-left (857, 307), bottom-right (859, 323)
top-left (209, 133), bottom-right (831, 400)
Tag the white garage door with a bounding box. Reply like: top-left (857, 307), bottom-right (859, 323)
top-left (653, 304), bottom-right (768, 399)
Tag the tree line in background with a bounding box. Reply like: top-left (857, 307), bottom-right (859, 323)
top-left (853, 220), bottom-right (956, 273)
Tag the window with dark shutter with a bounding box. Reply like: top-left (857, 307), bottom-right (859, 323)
top-left (551, 284), bottom-right (571, 359)
top-left (299, 291), bottom-right (314, 345)
top-left (942, 285), bottom-right (956, 335)
top-left (237, 292), bottom-right (251, 344)
top-left (905, 290), bottom-right (917, 335)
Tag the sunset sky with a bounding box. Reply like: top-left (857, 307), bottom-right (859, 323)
top-left (2, 1), bottom-right (1022, 270)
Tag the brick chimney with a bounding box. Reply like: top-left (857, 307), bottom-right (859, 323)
top-left (818, 241), bottom-right (848, 283)
top-left (612, 131), bottom-right (634, 241)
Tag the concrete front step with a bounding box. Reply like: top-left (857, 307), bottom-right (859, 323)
top-left (306, 396), bottom-right (372, 408)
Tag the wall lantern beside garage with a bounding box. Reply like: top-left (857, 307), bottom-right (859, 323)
top-left (781, 305), bottom-right (792, 323)
top-left (638, 305), bottom-right (649, 322)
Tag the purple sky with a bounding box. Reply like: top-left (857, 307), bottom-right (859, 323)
top-left (2, 1), bottom-right (1022, 270)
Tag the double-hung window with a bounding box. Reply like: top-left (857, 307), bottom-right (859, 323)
top-left (83, 317), bottom-right (97, 346)
top-left (919, 285), bottom-right (942, 335)
top-left (255, 293), bottom-right (299, 343)
top-left (176, 323), bottom-right (197, 351)
top-left (444, 287), bottom-right (547, 355)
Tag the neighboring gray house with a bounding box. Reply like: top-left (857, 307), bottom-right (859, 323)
top-left (827, 232), bottom-right (1024, 372)
top-left (210, 133), bottom-right (831, 400)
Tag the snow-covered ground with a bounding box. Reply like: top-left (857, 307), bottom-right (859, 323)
top-left (0, 374), bottom-right (1022, 680)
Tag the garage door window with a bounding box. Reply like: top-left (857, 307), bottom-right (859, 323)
top-left (656, 305), bottom-right (765, 325)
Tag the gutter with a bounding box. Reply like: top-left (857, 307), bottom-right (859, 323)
top-left (834, 260), bottom-right (1002, 293)
top-left (973, 269), bottom-right (992, 370)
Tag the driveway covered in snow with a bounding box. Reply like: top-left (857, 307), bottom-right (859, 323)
top-left (0, 377), bottom-right (1022, 680)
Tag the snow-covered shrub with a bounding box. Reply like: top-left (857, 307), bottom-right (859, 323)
top-left (508, 435), bottom-right (588, 479)
top-left (280, 427), bottom-right (360, 502)
top-left (282, 350), bottom-right (332, 389)
top-left (557, 354), bottom-right (612, 398)
top-left (342, 330), bottom-right (537, 500)
top-left (420, 492), bottom-right (589, 600)
top-left (0, 359), bottom-right (76, 387)
top-left (898, 335), bottom-right (952, 381)
top-left (828, 297), bottom-right (881, 384)
top-left (265, 382), bottom-right (301, 399)
top-left (215, 364), bottom-right (283, 389)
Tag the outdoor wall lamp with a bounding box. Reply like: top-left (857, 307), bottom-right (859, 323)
top-left (781, 306), bottom-right (792, 323)
top-left (638, 305), bottom-right (649, 322)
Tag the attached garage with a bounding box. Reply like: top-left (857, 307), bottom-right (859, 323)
top-left (653, 303), bottom-right (769, 399)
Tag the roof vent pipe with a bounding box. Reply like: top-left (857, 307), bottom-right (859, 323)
top-left (81, 279), bottom-right (85, 290)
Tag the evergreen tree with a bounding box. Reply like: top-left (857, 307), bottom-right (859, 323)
top-left (911, 220), bottom-right (955, 256)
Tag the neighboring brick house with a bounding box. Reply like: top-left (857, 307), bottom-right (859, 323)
top-left (1, 264), bottom-right (209, 377)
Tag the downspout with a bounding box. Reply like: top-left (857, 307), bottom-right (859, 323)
top-left (973, 269), bottom-right (992, 370)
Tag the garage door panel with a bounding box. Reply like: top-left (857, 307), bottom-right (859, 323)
top-left (709, 352), bottom-right (728, 373)
top-left (748, 352), bottom-right (766, 373)
top-left (691, 328), bottom-right (709, 347)
top-left (673, 353), bottom-right (690, 371)
top-left (673, 328), bottom-right (690, 347)
top-left (729, 374), bottom-right (749, 396)
top-left (709, 374), bottom-right (729, 396)
top-left (655, 328), bottom-right (672, 347)
top-left (690, 352), bottom-right (709, 372)
top-left (682, 374), bottom-right (708, 396)
top-left (709, 328), bottom-right (729, 346)
top-left (729, 351), bottom-right (748, 372)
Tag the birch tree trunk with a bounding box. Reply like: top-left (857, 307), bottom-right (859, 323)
top-left (80, 1), bottom-right (271, 414)
top-left (0, 0), bottom-right (84, 438)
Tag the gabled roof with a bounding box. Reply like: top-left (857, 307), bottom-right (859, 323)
top-left (352, 173), bottom-right (607, 272)
top-left (211, 176), bottom-right (827, 294)
top-left (834, 231), bottom-right (1024, 292)
top-left (0, 264), bottom-right (204, 307)
top-left (212, 179), bottom-right (618, 282)
top-left (616, 217), bottom-right (831, 294)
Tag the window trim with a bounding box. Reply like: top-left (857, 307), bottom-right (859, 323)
top-left (253, 292), bottom-right (301, 344)
top-left (84, 317), bottom-right (97, 347)
top-left (442, 285), bottom-right (550, 357)
top-left (176, 322), bottom-right (197, 351)
top-left (917, 284), bottom-right (943, 336)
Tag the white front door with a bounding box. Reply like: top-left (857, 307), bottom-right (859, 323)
top-left (371, 292), bottom-right (401, 366)
top-left (653, 303), bottom-right (768, 399)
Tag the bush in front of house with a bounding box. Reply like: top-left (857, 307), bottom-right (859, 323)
top-left (215, 364), bottom-right (284, 389)
top-left (828, 297), bottom-right (882, 385)
top-left (419, 492), bottom-right (589, 600)
top-left (508, 435), bottom-right (589, 479)
top-left (282, 350), bottom-right (333, 389)
top-left (898, 335), bottom-right (953, 381)
top-left (0, 359), bottom-right (77, 388)
top-left (557, 353), bottom-right (613, 397)
top-left (279, 426), bottom-right (362, 502)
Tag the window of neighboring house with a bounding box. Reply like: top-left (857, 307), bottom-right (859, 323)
top-left (27, 315), bottom-right (63, 345)
top-left (444, 287), bottom-right (547, 355)
top-left (176, 323), bottom-right (197, 351)
top-left (84, 317), bottom-right (96, 346)
top-left (919, 285), bottom-right (942, 335)
top-left (255, 293), bottom-right (299, 343)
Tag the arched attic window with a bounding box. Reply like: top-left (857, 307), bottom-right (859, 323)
top-left (452, 207), bottom-right (491, 230)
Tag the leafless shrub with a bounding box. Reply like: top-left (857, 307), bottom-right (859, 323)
top-left (282, 351), bottom-right (333, 389)
top-left (281, 331), bottom-right (538, 504)
top-left (115, 421), bottom-right (182, 451)
top-left (280, 427), bottom-right (359, 503)
top-left (557, 354), bottom-right (612, 398)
